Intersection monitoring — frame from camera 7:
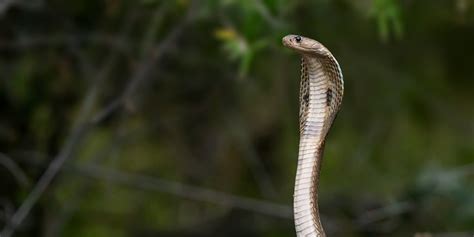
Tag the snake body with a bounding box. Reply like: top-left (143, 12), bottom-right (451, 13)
top-left (282, 35), bottom-right (344, 237)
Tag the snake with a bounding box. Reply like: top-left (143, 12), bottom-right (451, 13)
top-left (282, 34), bottom-right (344, 237)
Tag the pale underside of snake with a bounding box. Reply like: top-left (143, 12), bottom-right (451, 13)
top-left (282, 35), bottom-right (344, 237)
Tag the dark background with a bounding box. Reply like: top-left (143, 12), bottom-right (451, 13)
top-left (0, 0), bottom-right (473, 236)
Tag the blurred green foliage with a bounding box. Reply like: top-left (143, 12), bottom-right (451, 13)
top-left (1, 0), bottom-right (474, 236)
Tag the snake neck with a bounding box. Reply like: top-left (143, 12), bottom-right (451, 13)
top-left (294, 55), bottom-right (342, 237)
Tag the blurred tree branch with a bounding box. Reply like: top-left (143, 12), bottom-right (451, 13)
top-left (11, 153), bottom-right (292, 219)
top-left (1, 1), bottom-right (201, 236)
top-left (77, 163), bottom-right (292, 219)
top-left (0, 153), bottom-right (29, 188)
top-left (92, 0), bottom-right (199, 124)
top-left (0, 33), bottom-right (131, 55)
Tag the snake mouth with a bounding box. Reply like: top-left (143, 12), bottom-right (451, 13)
top-left (282, 34), bottom-right (298, 48)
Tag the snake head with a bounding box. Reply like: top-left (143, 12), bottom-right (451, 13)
top-left (282, 34), bottom-right (328, 56)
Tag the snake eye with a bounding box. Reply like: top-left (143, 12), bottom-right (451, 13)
top-left (295, 36), bottom-right (302, 43)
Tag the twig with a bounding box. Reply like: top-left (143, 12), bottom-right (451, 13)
top-left (357, 201), bottom-right (413, 225)
top-left (1, 107), bottom-right (92, 237)
top-left (12, 155), bottom-right (292, 219)
top-left (253, 0), bottom-right (283, 28)
top-left (91, 0), bottom-right (199, 124)
top-left (140, 2), bottom-right (171, 55)
top-left (76, 164), bottom-right (293, 219)
top-left (0, 33), bottom-right (131, 55)
top-left (0, 153), bottom-right (29, 187)
top-left (46, 129), bottom-right (128, 237)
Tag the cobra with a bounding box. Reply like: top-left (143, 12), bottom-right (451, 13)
top-left (283, 34), bottom-right (344, 237)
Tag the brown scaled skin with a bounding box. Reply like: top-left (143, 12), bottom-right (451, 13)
top-left (283, 34), bottom-right (344, 237)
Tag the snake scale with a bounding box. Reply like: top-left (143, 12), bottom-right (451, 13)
top-left (282, 35), bottom-right (344, 237)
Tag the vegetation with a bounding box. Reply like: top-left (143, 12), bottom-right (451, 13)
top-left (1, 0), bottom-right (474, 236)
